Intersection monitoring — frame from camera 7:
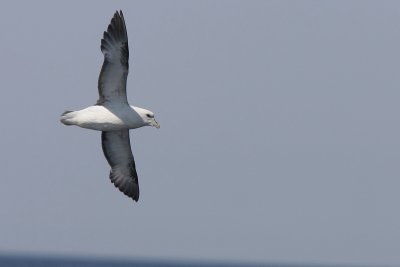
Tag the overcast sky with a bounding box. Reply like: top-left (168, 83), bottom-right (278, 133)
top-left (1, 0), bottom-right (400, 266)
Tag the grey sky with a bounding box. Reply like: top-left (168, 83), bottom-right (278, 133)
top-left (1, 0), bottom-right (400, 266)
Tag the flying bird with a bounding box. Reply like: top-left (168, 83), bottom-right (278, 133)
top-left (60, 11), bottom-right (159, 202)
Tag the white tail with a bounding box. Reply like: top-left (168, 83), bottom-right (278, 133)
top-left (60, 111), bottom-right (75, 125)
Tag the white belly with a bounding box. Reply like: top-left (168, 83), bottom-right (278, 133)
top-left (61, 105), bottom-right (144, 131)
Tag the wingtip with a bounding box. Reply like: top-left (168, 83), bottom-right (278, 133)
top-left (108, 167), bottom-right (140, 202)
top-left (111, 178), bottom-right (140, 202)
top-left (100, 10), bottom-right (129, 58)
top-left (127, 190), bottom-right (140, 202)
top-left (113, 10), bottom-right (124, 19)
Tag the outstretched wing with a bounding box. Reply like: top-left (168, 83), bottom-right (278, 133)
top-left (97, 10), bottom-right (130, 105)
top-left (101, 130), bottom-right (139, 201)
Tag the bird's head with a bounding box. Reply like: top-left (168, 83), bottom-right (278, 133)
top-left (134, 106), bottom-right (160, 129)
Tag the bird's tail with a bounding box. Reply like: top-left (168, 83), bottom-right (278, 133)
top-left (60, 110), bottom-right (75, 125)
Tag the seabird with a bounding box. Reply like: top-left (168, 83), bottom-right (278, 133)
top-left (60, 11), bottom-right (159, 202)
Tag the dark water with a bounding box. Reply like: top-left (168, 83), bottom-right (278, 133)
top-left (0, 255), bottom-right (275, 267)
top-left (0, 255), bottom-right (365, 267)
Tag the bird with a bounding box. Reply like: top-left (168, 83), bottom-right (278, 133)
top-left (60, 10), bottom-right (159, 202)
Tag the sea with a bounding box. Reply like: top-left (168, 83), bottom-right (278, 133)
top-left (0, 255), bottom-right (350, 267)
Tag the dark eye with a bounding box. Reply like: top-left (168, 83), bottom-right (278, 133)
top-left (146, 114), bottom-right (154, 118)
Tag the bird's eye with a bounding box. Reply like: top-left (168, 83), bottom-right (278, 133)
top-left (146, 114), bottom-right (154, 118)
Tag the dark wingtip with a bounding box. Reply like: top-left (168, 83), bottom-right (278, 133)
top-left (112, 10), bottom-right (124, 21)
top-left (109, 168), bottom-right (139, 202)
top-left (100, 10), bottom-right (128, 56)
top-left (110, 178), bottom-right (140, 202)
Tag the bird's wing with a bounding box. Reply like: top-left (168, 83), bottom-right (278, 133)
top-left (101, 130), bottom-right (139, 201)
top-left (97, 10), bottom-right (130, 105)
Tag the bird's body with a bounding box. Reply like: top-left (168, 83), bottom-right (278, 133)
top-left (60, 11), bottom-right (159, 202)
top-left (61, 105), bottom-right (152, 131)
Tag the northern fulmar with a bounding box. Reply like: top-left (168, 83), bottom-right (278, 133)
top-left (60, 10), bottom-right (159, 202)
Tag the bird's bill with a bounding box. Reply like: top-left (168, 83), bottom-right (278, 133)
top-left (150, 119), bottom-right (160, 129)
